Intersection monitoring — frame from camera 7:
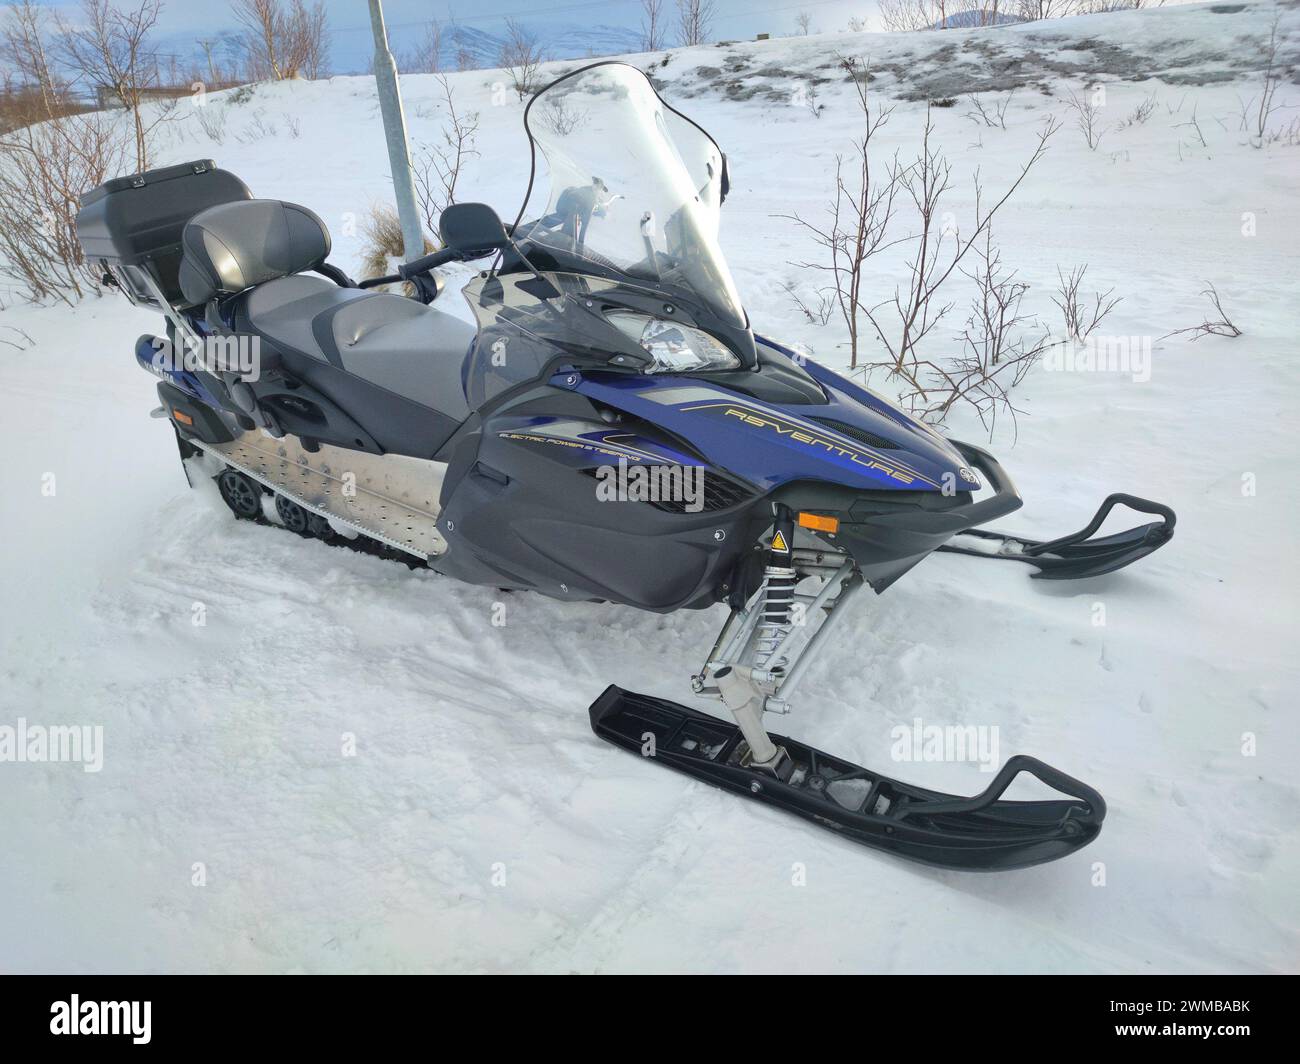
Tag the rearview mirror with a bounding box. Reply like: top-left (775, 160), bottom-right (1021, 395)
top-left (439, 202), bottom-right (509, 259)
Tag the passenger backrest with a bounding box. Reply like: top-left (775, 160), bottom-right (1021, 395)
top-left (178, 198), bottom-right (330, 305)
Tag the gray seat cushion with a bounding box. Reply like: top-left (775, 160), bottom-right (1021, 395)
top-left (180, 199), bottom-right (330, 306)
top-left (240, 275), bottom-right (475, 422)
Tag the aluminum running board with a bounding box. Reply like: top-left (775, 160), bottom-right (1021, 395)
top-left (192, 429), bottom-right (448, 560)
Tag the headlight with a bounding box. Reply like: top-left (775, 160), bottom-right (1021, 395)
top-left (607, 311), bottom-right (740, 373)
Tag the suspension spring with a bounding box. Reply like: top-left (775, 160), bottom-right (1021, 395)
top-left (755, 505), bottom-right (798, 673)
top-left (754, 565), bottom-right (797, 671)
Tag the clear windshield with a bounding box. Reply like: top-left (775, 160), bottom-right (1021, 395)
top-left (513, 63), bottom-right (745, 330)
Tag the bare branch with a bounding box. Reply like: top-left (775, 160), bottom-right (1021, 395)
top-left (1052, 264), bottom-right (1122, 341)
top-left (412, 74), bottom-right (480, 232)
top-left (1158, 282), bottom-right (1242, 341)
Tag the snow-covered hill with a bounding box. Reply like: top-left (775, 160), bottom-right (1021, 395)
top-left (1, 1), bottom-right (1297, 973)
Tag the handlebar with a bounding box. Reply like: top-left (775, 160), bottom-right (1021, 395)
top-left (355, 246), bottom-right (464, 290)
top-left (397, 246), bottom-right (461, 280)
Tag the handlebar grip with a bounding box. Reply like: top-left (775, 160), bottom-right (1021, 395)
top-left (397, 247), bottom-right (458, 280)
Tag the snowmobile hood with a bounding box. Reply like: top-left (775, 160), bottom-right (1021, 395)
top-left (562, 339), bottom-right (982, 496)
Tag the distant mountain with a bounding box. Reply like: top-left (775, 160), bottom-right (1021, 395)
top-left (400, 22), bottom-right (647, 73)
top-left (933, 10), bottom-right (1029, 28)
top-left (151, 21), bottom-right (647, 79)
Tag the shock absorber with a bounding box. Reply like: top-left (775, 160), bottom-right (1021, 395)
top-left (754, 505), bottom-right (797, 677)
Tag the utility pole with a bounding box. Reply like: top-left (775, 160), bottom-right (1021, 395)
top-left (198, 39), bottom-right (218, 86)
top-left (367, 0), bottom-right (424, 262)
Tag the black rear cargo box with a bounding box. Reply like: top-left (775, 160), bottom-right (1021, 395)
top-left (76, 159), bottom-right (250, 308)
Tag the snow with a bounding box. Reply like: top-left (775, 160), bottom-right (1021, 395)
top-left (1, 1), bottom-right (1298, 973)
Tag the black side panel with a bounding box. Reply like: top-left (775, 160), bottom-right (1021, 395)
top-left (434, 392), bottom-right (770, 610)
top-left (268, 355), bottom-right (463, 458)
top-left (770, 480), bottom-right (980, 592)
top-left (157, 381), bottom-right (237, 446)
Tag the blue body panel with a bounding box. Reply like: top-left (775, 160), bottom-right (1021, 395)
top-left (493, 414), bottom-right (700, 469)
top-left (553, 338), bottom-right (978, 495)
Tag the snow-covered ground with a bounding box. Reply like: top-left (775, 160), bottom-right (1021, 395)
top-left (1, 1), bottom-right (1297, 973)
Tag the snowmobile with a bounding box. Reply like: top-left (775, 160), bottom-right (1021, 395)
top-left (76, 62), bottom-right (1174, 871)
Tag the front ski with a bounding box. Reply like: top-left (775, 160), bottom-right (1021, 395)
top-left (938, 493), bottom-right (1176, 580)
top-left (589, 686), bottom-right (1106, 871)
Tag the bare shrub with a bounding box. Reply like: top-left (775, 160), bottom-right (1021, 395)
top-left (0, 110), bottom-right (131, 303)
top-left (782, 53), bottom-right (1059, 415)
top-left (498, 18), bottom-right (546, 100)
top-left (234, 109), bottom-right (277, 142)
top-left (293, 0), bottom-right (328, 78)
top-left (782, 281), bottom-right (835, 326)
top-left (196, 104), bottom-right (227, 142)
top-left (537, 93), bottom-right (588, 137)
top-left (794, 11), bottom-right (813, 35)
top-left (399, 20), bottom-right (442, 73)
top-left (965, 91), bottom-right (1014, 131)
top-left (283, 112), bottom-right (300, 138)
top-left (1174, 104), bottom-right (1208, 151)
top-left (358, 203), bottom-right (434, 293)
top-left (641, 0), bottom-right (667, 51)
top-left (676, 0), bottom-right (716, 45)
top-left (1159, 283), bottom-right (1242, 342)
top-left (1052, 265), bottom-right (1122, 341)
top-left (878, 0), bottom-right (942, 32)
top-left (1064, 85), bottom-right (1107, 150)
top-left (923, 228), bottom-right (1055, 437)
top-left (1, 2), bottom-right (77, 129)
top-left (1116, 90), bottom-right (1157, 129)
top-left (951, 0), bottom-right (1016, 23)
top-left (232, 0), bottom-right (329, 81)
top-left (777, 56), bottom-right (903, 368)
top-left (800, 79), bottom-right (824, 120)
top-left (1243, 8), bottom-right (1284, 145)
top-left (0, 324), bottom-right (35, 348)
top-left (412, 75), bottom-right (480, 233)
top-left (1262, 115), bottom-right (1300, 147)
top-left (0, 1), bottom-right (132, 303)
top-left (864, 115), bottom-right (1058, 421)
top-left (54, 0), bottom-right (169, 171)
top-left (1016, 0), bottom-right (1085, 19)
top-left (879, 0), bottom-right (1014, 30)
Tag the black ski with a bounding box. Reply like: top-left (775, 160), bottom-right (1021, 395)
top-left (589, 686), bottom-right (1106, 871)
top-left (938, 493), bottom-right (1176, 580)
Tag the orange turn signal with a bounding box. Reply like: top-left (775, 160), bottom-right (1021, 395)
top-left (172, 410), bottom-right (193, 426)
top-left (797, 511), bottom-right (839, 534)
